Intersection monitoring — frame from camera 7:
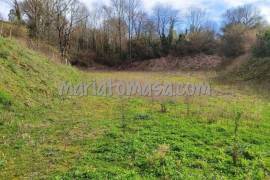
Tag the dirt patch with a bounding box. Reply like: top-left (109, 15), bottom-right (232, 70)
top-left (118, 54), bottom-right (223, 71)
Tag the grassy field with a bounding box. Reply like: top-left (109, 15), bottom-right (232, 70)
top-left (0, 37), bottom-right (270, 179)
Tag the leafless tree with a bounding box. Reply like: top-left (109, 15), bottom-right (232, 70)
top-left (42, 0), bottom-right (58, 43)
top-left (223, 4), bottom-right (262, 28)
top-left (4, 0), bottom-right (22, 22)
top-left (0, 13), bottom-right (3, 21)
top-left (54, 0), bottom-right (88, 59)
top-left (186, 7), bottom-right (207, 33)
top-left (133, 11), bottom-right (148, 39)
top-left (153, 4), bottom-right (179, 37)
top-left (125, 0), bottom-right (141, 60)
top-left (202, 20), bottom-right (219, 34)
top-left (111, 0), bottom-right (126, 55)
top-left (21, 0), bottom-right (45, 38)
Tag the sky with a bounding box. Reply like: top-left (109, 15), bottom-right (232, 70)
top-left (1, 0), bottom-right (270, 24)
top-left (83, 0), bottom-right (270, 23)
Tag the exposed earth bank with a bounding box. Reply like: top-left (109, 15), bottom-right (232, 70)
top-left (118, 54), bottom-right (223, 71)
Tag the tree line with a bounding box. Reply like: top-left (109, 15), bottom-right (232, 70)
top-left (5, 0), bottom-right (268, 66)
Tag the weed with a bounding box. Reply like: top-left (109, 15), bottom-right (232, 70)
top-left (0, 91), bottom-right (12, 108)
top-left (232, 111), bottom-right (242, 165)
top-left (119, 98), bottom-right (128, 131)
top-left (184, 96), bottom-right (191, 116)
top-left (0, 160), bottom-right (5, 169)
top-left (7, 62), bottom-right (17, 74)
top-left (0, 111), bottom-right (13, 126)
top-left (0, 50), bottom-right (9, 59)
top-left (154, 144), bottom-right (170, 159)
top-left (160, 103), bottom-right (167, 113)
top-left (134, 113), bottom-right (151, 121)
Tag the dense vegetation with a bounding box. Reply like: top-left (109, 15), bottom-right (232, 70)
top-left (0, 36), bottom-right (270, 179)
top-left (3, 0), bottom-right (268, 66)
top-left (254, 29), bottom-right (270, 57)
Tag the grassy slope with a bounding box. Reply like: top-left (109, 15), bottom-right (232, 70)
top-left (233, 57), bottom-right (270, 85)
top-left (0, 37), bottom-right (270, 179)
top-left (219, 56), bottom-right (270, 88)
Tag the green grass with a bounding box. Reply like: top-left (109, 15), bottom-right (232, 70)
top-left (0, 37), bottom-right (269, 179)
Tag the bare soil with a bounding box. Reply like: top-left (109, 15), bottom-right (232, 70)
top-left (118, 54), bottom-right (223, 71)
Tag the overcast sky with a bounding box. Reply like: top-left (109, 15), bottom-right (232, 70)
top-left (1, 0), bottom-right (270, 23)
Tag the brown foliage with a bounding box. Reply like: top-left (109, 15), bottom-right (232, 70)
top-left (0, 21), bottom-right (27, 38)
top-left (221, 25), bottom-right (258, 58)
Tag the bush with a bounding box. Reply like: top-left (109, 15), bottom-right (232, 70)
top-left (187, 31), bottom-right (218, 55)
top-left (129, 38), bottom-right (161, 61)
top-left (172, 34), bottom-right (189, 56)
top-left (0, 49), bottom-right (9, 59)
top-left (220, 25), bottom-right (246, 57)
top-left (70, 50), bottom-right (97, 67)
top-left (172, 31), bottom-right (218, 56)
top-left (253, 29), bottom-right (270, 57)
top-left (0, 21), bottom-right (27, 39)
top-left (95, 50), bottom-right (125, 67)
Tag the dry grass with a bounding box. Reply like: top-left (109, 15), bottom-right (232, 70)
top-left (0, 21), bottom-right (61, 64)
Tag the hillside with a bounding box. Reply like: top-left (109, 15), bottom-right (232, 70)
top-left (217, 56), bottom-right (270, 95)
top-left (227, 57), bottom-right (270, 84)
top-left (0, 37), bottom-right (270, 179)
top-left (118, 54), bottom-right (223, 71)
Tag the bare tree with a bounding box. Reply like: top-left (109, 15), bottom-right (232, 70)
top-left (133, 11), bottom-right (148, 39)
top-left (5, 0), bottom-right (22, 22)
top-left (186, 7), bottom-right (207, 33)
top-left (203, 20), bottom-right (218, 33)
top-left (153, 4), bottom-right (179, 37)
top-left (54, 0), bottom-right (88, 60)
top-left (125, 0), bottom-right (141, 60)
top-left (111, 0), bottom-right (126, 56)
top-left (223, 4), bottom-right (262, 28)
top-left (21, 0), bottom-right (44, 38)
top-left (42, 0), bottom-right (59, 43)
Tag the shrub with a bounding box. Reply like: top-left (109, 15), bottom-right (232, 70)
top-left (172, 31), bottom-right (218, 56)
top-left (253, 29), bottom-right (270, 57)
top-left (187, 31), bottom-right (218, 55)
top-left (0, 49), bottom-right (9, 59)
top-left (134, 113), bottom-right (151, 121)
top-left (0, 21), bottom-right (27, 39)
top-left (128, 38), bottom-right (161, 61)
top-left (172, 34), bottom-right (189, 56)
top-left (93, 44), bottom-right (128, 67)
top-left (221, 25), bottom-right (246, 57)
top-left (70, 50), bottom-right (97, 67)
